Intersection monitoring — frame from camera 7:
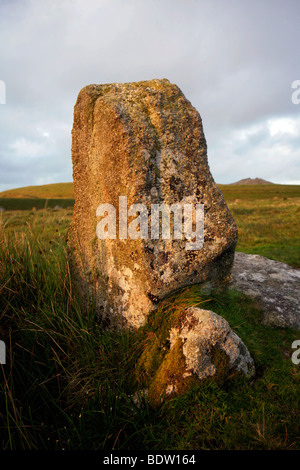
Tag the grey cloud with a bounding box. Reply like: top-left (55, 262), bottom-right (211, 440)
top-left (0, 0), bottom-right (299, 191)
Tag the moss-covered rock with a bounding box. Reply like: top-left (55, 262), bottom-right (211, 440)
top-left (135, 288), bottom-right (255, 406)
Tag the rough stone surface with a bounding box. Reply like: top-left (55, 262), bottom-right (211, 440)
top-left (140, 306), bottom-right (255, 406)
top-left (68, 79), bottom-right (238, 329)
top-left (169, 307), bottom-right (255, 382)
top-left (230, 252), bottom-right (300, 329)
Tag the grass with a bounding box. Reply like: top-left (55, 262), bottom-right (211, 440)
top-left (1, 182), bottom-right (299, 202)
top-left (0, 184), bottom-right (299, 450)
top-left (0, 198), bottom-right (74, 211)
top-left (0, 182), bottom-right (74, 199)
top-left (1, 184), bottom-right (299, 268)
top-left (219, 183), bottom-right (300, 201)
top-left (228, 197), bottom-right (300, 268)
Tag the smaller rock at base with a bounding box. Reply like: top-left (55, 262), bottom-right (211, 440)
top-left (170, 307), bottom-right (255, 381)
top-left (141, 306), bottom-right (255, 406)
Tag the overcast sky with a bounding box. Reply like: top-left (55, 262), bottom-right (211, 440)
top-left (0, 0), bottom-right (299, 192)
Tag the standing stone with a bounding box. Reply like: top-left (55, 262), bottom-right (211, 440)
top-left (68, 79), bottom-right (238, 330)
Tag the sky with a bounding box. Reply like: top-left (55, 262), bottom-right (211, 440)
top-left (0, 0), bottom-right (300, 192)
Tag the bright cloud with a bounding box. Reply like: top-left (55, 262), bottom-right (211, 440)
top-left (268, 118), bottom-right (299, 137)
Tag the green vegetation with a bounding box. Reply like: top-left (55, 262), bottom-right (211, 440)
top-left (0, 198), bottom-right (74, 211)
top-left (1, 183), bottom-right (299, 268)
top-left (135, 288), bottom-right (206, 407)
top-left (229, 197), bottom-right (300, 268)
top-left (0, 184), bottom-right (299, 450)
top-left (219, 183), bottom-right (300, 201)
top-left (2, 182), bottom-right (299, 202)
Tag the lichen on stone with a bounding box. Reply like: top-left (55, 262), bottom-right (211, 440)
top-left (68, 78), bottom-right (238, 330)
top-left (134, 287), bottom-right (255, 406)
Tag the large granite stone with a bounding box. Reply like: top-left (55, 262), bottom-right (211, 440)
top-left (68, 79), bottom-right (237, 329)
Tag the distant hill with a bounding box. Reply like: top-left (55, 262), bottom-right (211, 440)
top-left (0, 182), bottom-right (74, 199)
top-left (0, 181), bottom-right (299, 210)
top-left (231, 178), bottom-right (274, 185)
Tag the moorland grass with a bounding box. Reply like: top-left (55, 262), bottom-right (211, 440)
top-left (0, 207), bottom-right (299, 450)
top-left (228, 197), bottom-right (300, 268)
top-left (0, 182), bottom-right (74, 199)
top-left (1, 182), bottom-right (299, 201)
top-left (219, 183), bottom-right (300, 201)
top-left (1, 183), bottom-right (299, 267)
top-left (0, 198), bottom-right (74, 211)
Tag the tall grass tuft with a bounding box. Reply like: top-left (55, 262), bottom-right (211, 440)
top-left (0, 210), bottom-right (145, 449)
top-left (0, 208), bottom-right (299, 450)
